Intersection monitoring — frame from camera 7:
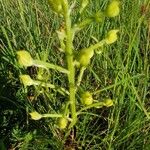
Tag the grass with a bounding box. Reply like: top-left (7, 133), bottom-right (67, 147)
top-left (0, 0), bottom-right (150, 149)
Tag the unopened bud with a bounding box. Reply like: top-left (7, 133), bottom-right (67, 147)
top-left (19, 75), bottom-right (34, 86)
top-left (103, 99), bottom-right (113, 107)
top-left (77, 48), bottom-right (94, 67)
top-left (81, 91), bottom-right (93, 105)
top-left (17, 50), bottom-right (33, 67)
top-left (105, 29), bottom-right (119, 44)
top-left (29, 111), bottom-right (42, 120)
top-left (57, 117), bottom-right (68, 129)
top-left (105, 0), bottom-right (120, 17)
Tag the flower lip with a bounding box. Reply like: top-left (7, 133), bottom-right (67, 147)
top-left (57, 117), bottom-right (68, 129)
top-left (105, 29), bottom-right (119, 44)
top-left (19, 74), bottom-right (34, 86)
top-left (105, 0), bottom-right (120, 17)
top-left (17, 50), bottom-right (33, 67)
top-left (29, 111), bottom-right (42, 120)
top-left (103, 99), bottom-right (114, 107)
top-left (77, 48), bottom-right (94, 67)
top-left (81, 91), bottom-right (93, 105)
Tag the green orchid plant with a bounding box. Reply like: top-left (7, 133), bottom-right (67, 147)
top-left (16, 0), bottom-right (120, 129)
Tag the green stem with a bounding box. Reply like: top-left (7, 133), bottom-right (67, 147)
top-left (77, 102), bottom-right (104, 115)
top-left (73, 18), bottom-right (93, 32)
top-left (33, 59), bottom-right (69, 74)
top-left (34, 80), bottom-right (55, 88)
top-left (64, 101), bottom-right (70, 116)
top-left (33, 80), bottom-right (69, 95)
top-left (42, 114), bottom-right (63, 118)
top-left (63, 0), bottom-right (77, 127)
top-left (76, 66), bottom-right (86, 89)
top-left (85, 39), bottom-right (105, 52)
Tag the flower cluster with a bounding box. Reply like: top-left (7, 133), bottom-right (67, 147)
top-left (15, 0), bottom-right (120, 129)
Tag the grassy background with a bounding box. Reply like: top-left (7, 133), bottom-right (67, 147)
top-left (0, 0), bottom-right (150, 149)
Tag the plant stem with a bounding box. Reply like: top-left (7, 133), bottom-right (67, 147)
top-left (33, 59), bottom-right (69, 74)
top-left (33, 80), bottom-right (69, 95)
top-left (73, 18), bottom-right (93, 32)
top-left (42, 114), bottom-right (63, 118)
top-left (77, 102), bottom-right (105, 115)
top-left (63, 0), bottom-right (77, 127)
top-left (85, 39), bottom-right (106, 52)
top-left (42, 114), bottom-right (72, 121)
top-left (76, 66), bottom-right (86, 89)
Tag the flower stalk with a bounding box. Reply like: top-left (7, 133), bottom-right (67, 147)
top-left (76, 67), bottom-right (86, 88)
top-left (19, 74), bottom-right (69, 95)
top-left (33, 59), bottom-right (69, 74)
top-left (62, 0), bottom-right (77, 127)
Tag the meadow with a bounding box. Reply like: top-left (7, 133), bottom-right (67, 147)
top-left (0, 0), bottom-right (150, 149)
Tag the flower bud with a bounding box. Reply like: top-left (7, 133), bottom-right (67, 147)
top-left (29, 111), bottom-right (42, 120)
top-left (81, 91), bottom-right (93, 105)
top-left (77, 48), bottom-right (94, 67)
top-left (48, 0), bottom-right (63, 14)
top-left (19, 75), bottom-right (34, 86)
top-left (103, 99), bottom-right (113, 107)
top-left (105, 29), bottom-right (119, 44)
top-left (105, 0), bottom-right (120, 17)
top-left (17, 50), bottom-right (33, 67)
top-left (57, 117), bottom-right (68, 129)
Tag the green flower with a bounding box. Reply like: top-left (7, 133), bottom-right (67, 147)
top-left (103, 99), bottom-right (113, 107)
top-left (77, 48), bottom-right (94, 67)
top-left (19, 75), bottom-right (34, 86)
top-left (57, 117), bottom-right (68, 129)
top-left (105, 29), bottom-right (119, 44)
top-left (17, 50), bottom-right (33, 67)
top-left (81, 91), bottom-right (93, 105)
top-left (29, 111), bottom-right (42, 120)
top-left (105, 0), bottom-right (120, 17)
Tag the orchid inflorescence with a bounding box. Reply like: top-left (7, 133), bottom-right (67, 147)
top-left (16, 0), bottom-right (120, 129)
